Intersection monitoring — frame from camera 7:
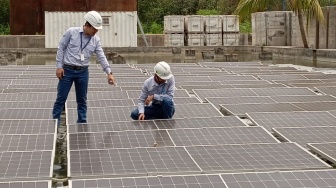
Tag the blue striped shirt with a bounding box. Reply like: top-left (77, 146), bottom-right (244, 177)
top-left (56, 27), bottom-right (111, 74)
top-left (138, 75), bottom-right (175, 114)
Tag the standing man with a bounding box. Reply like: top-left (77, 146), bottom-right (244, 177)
top-left (52, 11), bottom-right (115, 124)
top-left (130, 61), bottom-right (175, 120)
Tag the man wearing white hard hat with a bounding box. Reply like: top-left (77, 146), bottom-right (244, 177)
top-left (130, 61), bottom-right (175, 120)
top-left (52, 11), bottom-right (115, 129)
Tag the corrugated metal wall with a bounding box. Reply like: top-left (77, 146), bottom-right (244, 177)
top-left (45, 12), bottom-right (137, 48)
top-left (10, 0), bottom-right (137, 35)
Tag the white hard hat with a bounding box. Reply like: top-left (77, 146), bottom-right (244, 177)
top-left (84, 11), bottom-right (103, 30)
top-left (154, 61), bottom-right (172, 80)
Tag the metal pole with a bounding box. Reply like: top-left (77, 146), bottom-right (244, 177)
top-left (137, 15), bottom-right (149, 47)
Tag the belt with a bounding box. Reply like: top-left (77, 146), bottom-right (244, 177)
top-left (63, 64), bottom-right (88, 70)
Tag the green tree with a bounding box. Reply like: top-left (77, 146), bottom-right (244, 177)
top-left (233, 0), bottom-right (325, 48)
top-left (0, 0), bottom-right (10, 34)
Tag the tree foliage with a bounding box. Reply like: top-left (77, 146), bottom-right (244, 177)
top-left (0, 0), bottom-right (9, 34)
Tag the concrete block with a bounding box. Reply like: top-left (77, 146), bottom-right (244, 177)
top-left (187, 33), bottom-right (205, 46)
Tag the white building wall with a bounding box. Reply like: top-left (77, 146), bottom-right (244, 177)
top-left (45, 11), bottom-right (137, 48)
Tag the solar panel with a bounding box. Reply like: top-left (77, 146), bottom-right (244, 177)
top-left (246, 111), bottom-right (336, 131)
top-left (252, 87), bottom-right (316, 96)
top-left (127, 89), bottom-right (190, 99)
top-left (69, 147), bottom-right (201, 178)
top-left (221, 169), bottom-right (336, 188)
top-left (209, 75), bottom-right (257, 82)
top-left (119, 86), bottom-right (143, 91)
top-left (0, 180), bottom-right (52, 188)
top-left (114, 77), bottom-right (149, 83)
top-left (290, 82), bottom-right (336, 88)
top-left (219, 80), bottom-right (270, 85)
top-left (0, 120), bottom-right (56, 134)
top-left (220, 103), bottom-right (303, 116)
top-left (0, 92), bottom-right (56, 101)
top-left (270, 95), bottom-right (336, 103)
top-left (308, 142), bottom-right (336, 164)
top-left (193, 88), bottom-right (257, 102)
top-left (2, 88), bottom-right (57, 93)
top-left (304, 74), bottom-right (336, 80)
top-left (179, 84), bottom-right (234, 92)
top-left (273, 126), bottom-right (336, 149)
top-left (316, 86), bottom-right (336, 96)
top-left (174, 76), bottom-right (212, 82)
top-left (11, 79), bottom-right (57, 85)
top-left (292, 101), bottom-right (336, 111)
top-left (154, 116), bottom-right (247, 129)
top-left (67, 106), bottom-right (135, 124)
top-left (205, 96), bottom-right (275, 106)
top-left (6, 84), bottom-right (56, 89)
top-left (0, 101), bottom-right (54, 109)
top-left (67, 99), bottom-right (135, 108)
top-left (68, 91), bottom-right (128, 100)
top-left (0, 134), bottom-right (55, 151)
top-left (175, 81), bottom-right (221, 87)
top-left (258, 75), bottom-right (308, 81)
top-left (0, 109), bottom-right (53, 119)
top-left (69, 174), bottom-right (226, 188)
top-left (174, 103), bottom-right (223, 118)
top-left (232, 84), bottom-right (287, 89)
top-left (68, 121), bottom-right (157, 133)
top-left (0, 151), bottom-right (53, 180)
top-left (168, 127), bottom-right (278, 146)
top-left (132, 97), bottom-right (201, 105)
top-left (185, 143), bottom-right (331, 173)
top-left (69, 130), bottom-right (174, 150)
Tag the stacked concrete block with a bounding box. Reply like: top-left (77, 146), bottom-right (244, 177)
top-left (222, 15), bottom-right (239, 46)
top-left (252, 12), bottom-right (267, 46)
top-left (252, 11), bottom-right (292, 46)
top-left (164, 15), bottom-right (185, 46)
top-left (185, 15), bottom-right (205, 46)
top-left (204, 15), bottom-right (222, 46)
top-left (328, 6), bottom-right (336, 49)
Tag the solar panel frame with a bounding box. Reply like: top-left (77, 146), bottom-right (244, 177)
top-left (208, 75), bottom-right (258, 82)
top-left (0, 134), bottom-right (56, 152)
top-left (173, 103), bottom-right (224, 119)
top-left (315, 86), bottom-right (336, 96)
top-left (68, 147), bottom-right (201, 178)
top-left (0, 109), bottom-right (53, 119)
top-left (67, 99), bottom-right (135, 108)
top-left (154, 116), bottom-right (248, 129)
top-left (273, 126), bottom-right (336, 149)
top-left (69, 130), bottom-right (174, 150)
top-left (291, 101), bottom-right (336, 111)
top-left (193, 88), bottom-right (258, 102)
top-left (205, 96), bottom-right (276, 106)
top-left (246, 111), bottom-right (336, 131)
top-left (132, 97), bottom-right (201, 105)
top-left (0, 150), bottom-right (54, 181)
top-left (219, 103), bottom-right (304, 117)
top-left (185, 142), bottom-right (331, 173)
top-left (0, 180), bottom-right (52, 188)
top-left (0, 101), bottom-right (54, 109)
top-left (68, 91), bottom-right (129, 100)
top-left (0, 119), bottom-right (57, 135)
top-left (69, 174), bottom-right (227, 188)
top-left (68, 121), bottom-right (157, 133)
top-left (221, 169), bottom-right (336, 188)
top-left (168, 127), bottom-right (279, 146)
top-left (67, 106), bottom-right (135, 124)
top-left (270, 95), bottom-right (336, 103)
top-left (126, 89), bottom-right (191, 99)
top-left (308, 142), bottom-right (336, 164)
top-left (251, 87), bottom-right (317, 96)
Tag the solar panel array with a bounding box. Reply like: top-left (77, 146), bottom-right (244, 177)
top-left (3, 62), bottom-right (336, 187)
